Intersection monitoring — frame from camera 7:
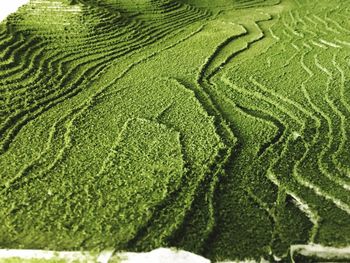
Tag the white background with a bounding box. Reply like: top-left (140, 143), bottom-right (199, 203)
top-left (0, 0), bottom-right (30, 22)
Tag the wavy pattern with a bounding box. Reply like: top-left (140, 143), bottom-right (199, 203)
top-left (1, 0), bottom-right (350, 262)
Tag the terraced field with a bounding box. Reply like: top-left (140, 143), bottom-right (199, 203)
top-left (1, 0), bottom-right (350, 262)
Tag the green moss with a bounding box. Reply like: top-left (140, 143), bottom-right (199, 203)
top-left (1, 0), bottom-right (350, 262)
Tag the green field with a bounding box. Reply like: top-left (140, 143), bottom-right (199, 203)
top-left (1, 0), bottom-right (350, 262)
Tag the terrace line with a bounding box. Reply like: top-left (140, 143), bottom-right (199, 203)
top-left (290, 244), bottom-right (350, 262)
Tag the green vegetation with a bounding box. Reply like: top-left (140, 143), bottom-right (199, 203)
top-left (1, 0), bottom-right (350, 262)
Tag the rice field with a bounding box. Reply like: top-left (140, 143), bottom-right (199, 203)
top-left (1, 0), bottom-right (350, 262)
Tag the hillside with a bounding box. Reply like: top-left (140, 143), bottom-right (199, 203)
top-left (1, 0), bottom-right (350, 262)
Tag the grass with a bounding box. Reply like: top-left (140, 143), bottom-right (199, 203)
top-left (1, 0), bottom-right (350, 262)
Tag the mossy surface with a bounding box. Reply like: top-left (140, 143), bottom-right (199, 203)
top-left (1, 0), bottom-right (350, 262)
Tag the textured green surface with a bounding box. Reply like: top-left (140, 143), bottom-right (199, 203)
top-left (1, 0), bottom-right (350, 262)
